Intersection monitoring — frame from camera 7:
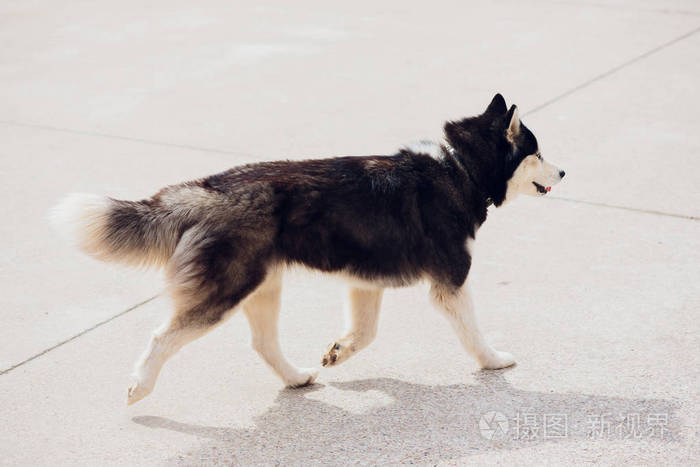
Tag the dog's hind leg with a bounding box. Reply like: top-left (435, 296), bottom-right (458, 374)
top-left (429, 281), bottom-right (515, 370)
top-left (243, 269), bottom-right (318, 387)
top-left (128, 314), bottom-right (220, 405)
top-left (127, 228), bottom-right (269, 405)
top-left (321, 286), bottom-right (384, 367)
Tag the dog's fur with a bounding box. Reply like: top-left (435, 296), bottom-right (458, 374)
top-left (51, 94), bottom-right (564, 405)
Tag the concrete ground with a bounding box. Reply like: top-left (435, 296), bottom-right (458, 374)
top-left (1, 0), bottom-right (699, 464)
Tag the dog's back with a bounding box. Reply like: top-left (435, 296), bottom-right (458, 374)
top-left (51, 153), bottom-right (478, 287)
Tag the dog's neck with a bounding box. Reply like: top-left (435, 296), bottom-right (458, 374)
top-left (443, 143), bottom-right (494, 209)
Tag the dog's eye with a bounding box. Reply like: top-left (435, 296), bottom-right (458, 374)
top-left (536, 153), bottom-right (542, 161)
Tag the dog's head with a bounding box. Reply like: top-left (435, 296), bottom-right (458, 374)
top-left (444, 93), bottom-right (565, 206)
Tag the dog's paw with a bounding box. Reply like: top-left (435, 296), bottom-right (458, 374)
top-left (285, 368), bottom-right (319, 388)
top-left (321, 342), bottom-right (346, 367)
top-left (127, 380), bottom-right (153, 406)
top-left (480, 350), bottom-right (516, 370)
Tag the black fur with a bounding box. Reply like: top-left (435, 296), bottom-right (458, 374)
top-left (445, 94), bottom-right (538, 206)
top-left (99, 94), bottom-right (537, 326)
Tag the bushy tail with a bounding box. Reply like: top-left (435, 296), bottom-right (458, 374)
top-left (50, 193), bottom-right (183, 268)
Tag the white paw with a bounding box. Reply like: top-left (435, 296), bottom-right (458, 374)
top-left (127, 379), bottom-right (153, 405)
top-left (285, 368), bottom-right (319, 388)
top-left (480, 350), bottom-right (516, 370)
top-left (321, 341), bottom-right (345, 367)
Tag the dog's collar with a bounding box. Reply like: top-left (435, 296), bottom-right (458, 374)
top-left (444, 143), bottom-right (493, 207)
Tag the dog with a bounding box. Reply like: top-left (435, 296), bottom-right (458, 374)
top-left (50, 93), bottom-right (565, 405)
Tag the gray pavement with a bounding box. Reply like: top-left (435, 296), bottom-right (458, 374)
top-left (1, 1), bottom-right (699, 465)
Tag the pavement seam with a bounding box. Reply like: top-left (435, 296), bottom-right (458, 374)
top-left (523, 24), bottom-right (700, 116)
top-left (0, 24), bottom-right (696, 235)
top-left (4, 192), bottom-right (692, 377)
top-left (546, 196), bottom-right (699, 221)
top-left (3, 26), bottom-right (698, 162)
top-left (0, 120), bottom-right (255, 158)
top-left (550, 0), bottom-right (700, 17)
top-left (0, 295), bottom-right (159, 376)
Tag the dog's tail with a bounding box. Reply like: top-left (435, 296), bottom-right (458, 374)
top-left (50, 193), bottom-right (189, 268)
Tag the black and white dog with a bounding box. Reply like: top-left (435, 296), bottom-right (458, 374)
top-left (51, 94), bottom-right (565, 405)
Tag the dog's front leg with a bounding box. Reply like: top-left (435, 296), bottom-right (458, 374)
top-left (429, 282), bottom-right (515, 370)
top-left (322, 286), bottom-right (384, 367)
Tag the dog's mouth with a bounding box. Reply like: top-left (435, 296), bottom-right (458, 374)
top-left (533, 182), bottom-right (551, 194)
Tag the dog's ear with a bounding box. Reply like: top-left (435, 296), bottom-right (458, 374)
top-left (505, 104), bottom-right (520, 141)
top-left (444, 120), bottom-right (474, 150)
top-left (484, 93), bottom-right (507, 116)
top-left (444, 121), bottom-right (463, 142)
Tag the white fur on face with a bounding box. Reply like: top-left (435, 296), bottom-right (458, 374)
top-left (504, 152), bottom-right (564, 202)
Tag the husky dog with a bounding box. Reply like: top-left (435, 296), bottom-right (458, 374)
top-left (51, 94), bottom-right (564, 405)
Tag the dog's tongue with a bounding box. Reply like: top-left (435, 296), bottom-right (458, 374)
top-left (546, 186), bottom-right (551, 192)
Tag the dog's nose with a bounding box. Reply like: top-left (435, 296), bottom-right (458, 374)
top-left (559, 170), bottom-right (566, 178)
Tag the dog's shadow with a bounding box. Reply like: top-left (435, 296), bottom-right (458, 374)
top-left (133, 371), bottom-right (681, 464)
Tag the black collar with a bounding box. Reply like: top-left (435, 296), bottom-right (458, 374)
top-left (444, 144), bottom-right (493, 208)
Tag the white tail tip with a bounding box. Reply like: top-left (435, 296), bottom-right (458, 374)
top-left (49, 193), bottom-right (111, 253)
